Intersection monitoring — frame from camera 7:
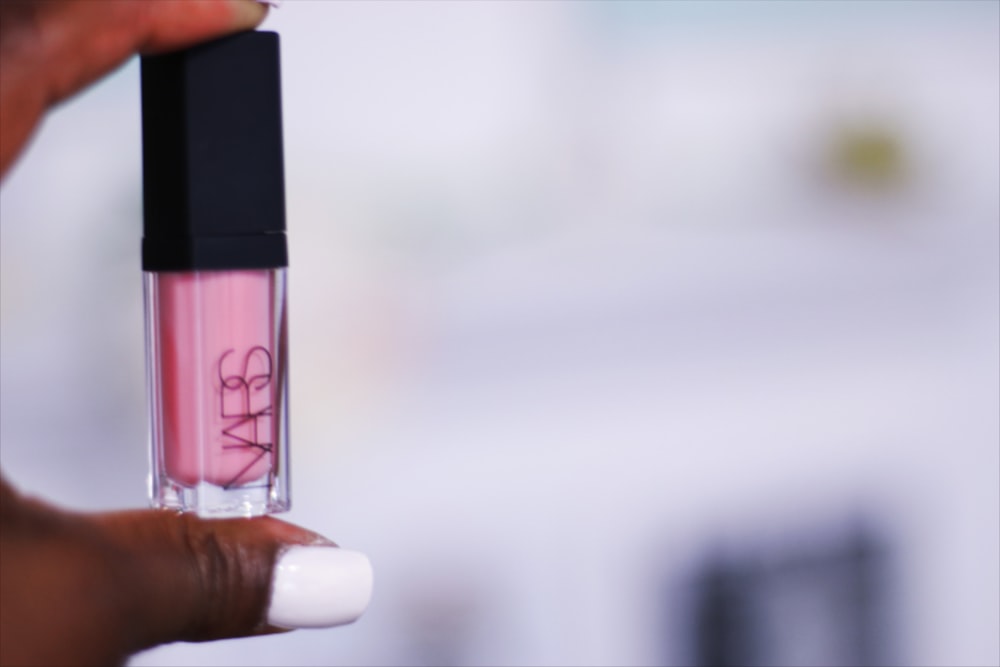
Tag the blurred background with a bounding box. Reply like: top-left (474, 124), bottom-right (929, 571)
top-left (1, 1), bottom-right (998, 665)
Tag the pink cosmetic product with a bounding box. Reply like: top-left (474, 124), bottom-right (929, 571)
top-left (141, 32), bottom-right (290, 517)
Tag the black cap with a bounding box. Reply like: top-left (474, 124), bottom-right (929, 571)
top-left (141, 31), bottom-right (287, 271)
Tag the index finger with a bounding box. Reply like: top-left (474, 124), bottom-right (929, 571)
top-left (0, 0), bottom-right (270, 176)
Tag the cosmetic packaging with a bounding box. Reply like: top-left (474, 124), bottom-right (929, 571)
top-left (141, 32), bottom-right (289, 517)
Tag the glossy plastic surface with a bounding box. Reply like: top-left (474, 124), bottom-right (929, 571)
top-left (145, 269), bottom-right (289, 516)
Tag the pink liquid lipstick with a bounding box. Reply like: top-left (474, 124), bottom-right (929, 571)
top-left (142, 32), bottom-right (290, 517)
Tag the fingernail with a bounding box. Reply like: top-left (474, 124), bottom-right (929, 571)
top-left (230, 0), bottom-right (268, 27)
top-left (267, 547), bottom-right (373, 629)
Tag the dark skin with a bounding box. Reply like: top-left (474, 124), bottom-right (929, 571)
top-left (0, 2), bottom-right (333, 665)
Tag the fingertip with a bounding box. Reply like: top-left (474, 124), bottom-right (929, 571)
top-left (266, 547), bottom-right (374, 630)
top-left (139, 1), bottom-right (270, 55)
top-left (229, 0), bottom-right (270, 31)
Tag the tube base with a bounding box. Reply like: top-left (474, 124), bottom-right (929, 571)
top-left (152, 475), bottom-right (290, 518)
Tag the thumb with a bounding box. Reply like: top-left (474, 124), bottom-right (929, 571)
top-left (94, 511), bottom-right (373, 649)
top-left (1, 478), bottom-right (372, 666)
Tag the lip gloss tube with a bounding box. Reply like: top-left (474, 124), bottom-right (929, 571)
top-left (141, 32), bottom-right (290, 517)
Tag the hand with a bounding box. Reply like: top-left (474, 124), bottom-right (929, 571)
top-left (0, 3), bottom-right (372, 665)
top-left (0, 0), bottom-right (267, 177)
top-left (0, 477), bottom-right (367, 666)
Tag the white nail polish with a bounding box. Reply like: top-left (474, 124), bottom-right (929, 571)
top-left (267, 547), bottom-right (373, 629)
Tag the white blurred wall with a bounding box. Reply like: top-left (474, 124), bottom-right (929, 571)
top-left (1, 1), bottom-right (997, 666)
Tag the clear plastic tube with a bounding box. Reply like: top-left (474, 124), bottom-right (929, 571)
top-left (144, 268), bottom-right (289, 517)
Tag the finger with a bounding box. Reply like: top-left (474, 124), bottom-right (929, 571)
top-left (24, 0), bottom-right (268, 101)
top-left (0, 0), bottom-right (268, 176)
top-left (93, 510), bottom-right (372, 651)
top-left (138, 0), bottom-right (269, 54)
top-left (3, 479), bottom-right (371, 665)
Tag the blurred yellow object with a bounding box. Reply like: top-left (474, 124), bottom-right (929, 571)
top-left (830, 125), bottom-right (907, 191)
